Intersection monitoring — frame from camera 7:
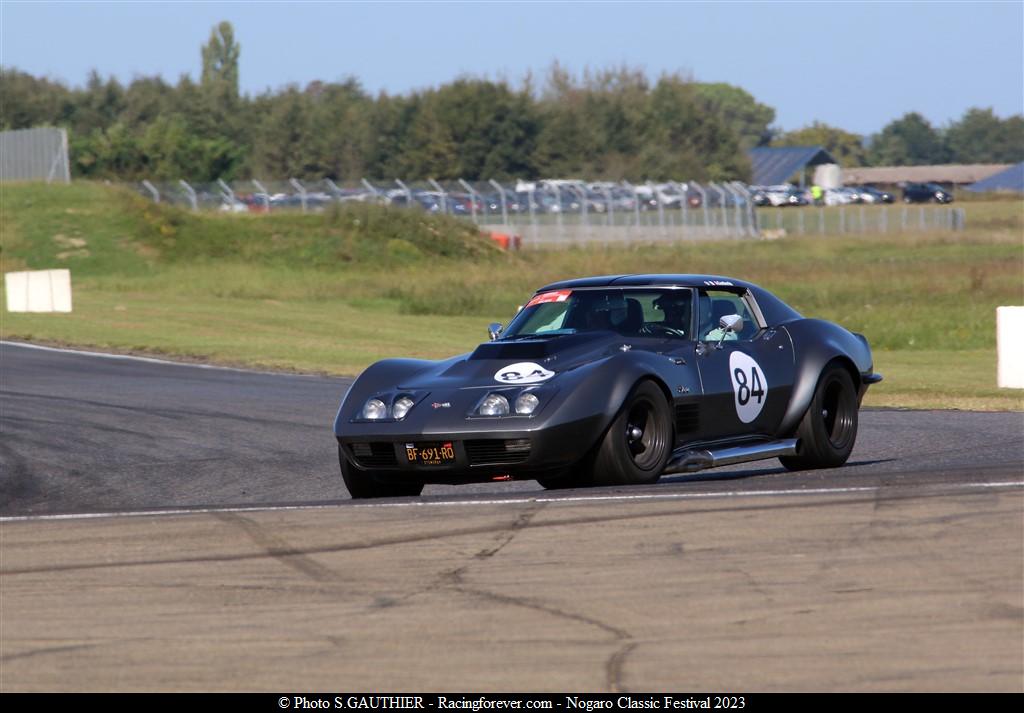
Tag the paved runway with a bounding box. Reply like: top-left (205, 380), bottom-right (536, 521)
top-left (1, 341), bottom-right (1022, 691)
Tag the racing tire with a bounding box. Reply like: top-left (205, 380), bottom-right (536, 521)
top-left (591, 380), bottom-right (672, 486)
top-left (338, 444), bottom-right (424, 499)
top-left (779, 365), bottom-right (858, 471)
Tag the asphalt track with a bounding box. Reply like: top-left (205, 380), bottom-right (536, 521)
top-left (1, 340), bottom-right (1022, 691)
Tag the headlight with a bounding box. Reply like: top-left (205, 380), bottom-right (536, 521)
top-left (392, 395), bottom-right (415, 420)
top-left (514, 392), bottom-right (540, 415)
top-left (362, 398), bottom-right (388, 420)
top-left (479, 393), bottom-right (510, 416)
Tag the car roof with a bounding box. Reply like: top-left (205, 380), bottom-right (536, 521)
top-left (536, 274), bottom-right (759, 292)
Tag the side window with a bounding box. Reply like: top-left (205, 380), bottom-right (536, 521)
top-left (698, 289), bottom-right (760, 341)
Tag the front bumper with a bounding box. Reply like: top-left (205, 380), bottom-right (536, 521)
top-left (337, 414), bottom-right (604, 484)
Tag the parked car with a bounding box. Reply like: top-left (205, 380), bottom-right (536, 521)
top-left (902, 183), bottom-right (953, 204)
top-left (824, 187), bottom-right (860, 206)
top-left (851, 186), bottom-right (894, 204)
top-left (761, 185), bottom-right (807, 207)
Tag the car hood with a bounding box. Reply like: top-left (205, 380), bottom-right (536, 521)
top-left (397, 331), bottom-right (632, 390)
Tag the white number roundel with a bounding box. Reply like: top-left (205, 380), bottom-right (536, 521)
top-left (729, 351), bottom-right (768, 423)
top-left (494, 362), bottom-right (555, 384)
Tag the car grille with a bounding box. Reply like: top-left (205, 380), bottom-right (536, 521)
top-left (675, 404), bottom-right (700, 436)
top-left (465, 439), bottom-right (531, 466)
top-left (349, 442), bottom-right (398, 468)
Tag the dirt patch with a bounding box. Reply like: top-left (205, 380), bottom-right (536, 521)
top-left (52, 234), bottom-right (88, 249)
top-left (56, 249), bottom-right (91, 260)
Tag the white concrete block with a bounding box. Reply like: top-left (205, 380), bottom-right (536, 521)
top-left (5, 271), bottom-right (28, 311)
top-left (997, 306), bottom-right (1024, 389)
top-left (4, 269), bottom-right (72, 312)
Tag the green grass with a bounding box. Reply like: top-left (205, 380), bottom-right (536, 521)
top-left (2, 182), bottom-right (1022, 411)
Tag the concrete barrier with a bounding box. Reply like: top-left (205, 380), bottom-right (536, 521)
top-left (996, 306), bottom-right (1023, 388)
top-left (4, 269), bottom-right (72, 312)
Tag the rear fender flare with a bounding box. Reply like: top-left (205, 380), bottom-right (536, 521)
top-left (779, 320), bottom-right (873, 436)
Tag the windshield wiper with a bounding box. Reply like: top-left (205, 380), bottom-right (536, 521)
top-left (500, 332), bottom-right (570, 341)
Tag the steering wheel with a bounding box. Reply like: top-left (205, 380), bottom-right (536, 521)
top-left (641, 323), bottom-right (687, 338)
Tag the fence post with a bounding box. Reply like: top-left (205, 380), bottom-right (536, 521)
top-left (881, 205), bottom-right (888, 233)
top-left (550, 183), bottom-right (564, 242)
top-left (325, 178), bottom-right (343, 203)
top-left (217, 178), bottom-right (236, 209)
top-left (427, 178), bottom-right (448, 215)
top-left (289, 178), bottom-right (307, 213)
top-left (179, 180), bottom-right (198, 212)
top-left (727, 182), bottom-right (747, 236)
top-left (678, 182), bottom-right (689, 238)
top-left (648, 181), bottom-right (666, 238)
top-left (623, 181), bottom-right (640, 235)
top-left (709, 183), bottom-right (728, 237)
top-left (572, 184), bottom-right (590, 243)
top-left (488, 179), bottom-right (509, 227)
top-left (458, 179), bottom-right (481, 224)
top-left (252, 179), bottom-right (270, 212)
top-left (601, 186), bottom-right (614, 229)
top-left (360, 178), bottom-right (382, 204)
top-left (395, 179), bottom-right (413, 210)
top-left (142, 180), bottom-right (160, 204)
top-left (729, 182), bottom-right (751, 237)
top-left (527, 186), bottom-right (538, 244)
top-left (692, 183), bottom-right (709, 237)
top-left (734, 182), bottom-right (758, 238)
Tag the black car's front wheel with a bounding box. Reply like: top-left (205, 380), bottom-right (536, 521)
top-left (780, 365), bottom-right (858, 471)
top-left (591, 380), bottom-right (672, 486)
top-left (338, 444), bottom-right (424, 499)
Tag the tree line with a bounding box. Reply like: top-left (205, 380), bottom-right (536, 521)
top-left (1, 22), bottom-right (1020, 183)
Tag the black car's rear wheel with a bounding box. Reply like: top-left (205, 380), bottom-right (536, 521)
top-left (591, 380), bottom-right (672, 486)
top-left (339, 444), bottom-right (424, 498)
top-left (780, 365), bottom-right (858, 471)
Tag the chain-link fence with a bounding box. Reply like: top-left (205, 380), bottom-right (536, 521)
top-left (133, 177), bottom-right (967, 247)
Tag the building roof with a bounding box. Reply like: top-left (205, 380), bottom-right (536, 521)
top-left (747, 146), bottom-right (837, 186)
top-left (842, 164), bottom-right (1011, 186)
top-left (965, 162), bottom-right (1024, 192)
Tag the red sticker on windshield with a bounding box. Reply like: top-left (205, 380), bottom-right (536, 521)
top-left (526, 290), bottom-right (572, 308)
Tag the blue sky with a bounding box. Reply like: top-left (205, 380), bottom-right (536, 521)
top-left (2, 1), bottom-right (1022, 135)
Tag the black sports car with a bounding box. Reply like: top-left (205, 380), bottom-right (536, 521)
top-left (333, 275), bottom-right (882, 498)
top-left (902, 182), bottom-right (953, 204)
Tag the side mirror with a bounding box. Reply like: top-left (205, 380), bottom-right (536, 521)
top-left (488, 322), bottom-right (503, 341)
top-left (714, 314), bottom-right (743, 348)
top-left (719, 314), bottom-right (743, 334)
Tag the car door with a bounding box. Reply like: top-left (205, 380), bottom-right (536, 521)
top-left (694, 288), bottom-right (795, 441)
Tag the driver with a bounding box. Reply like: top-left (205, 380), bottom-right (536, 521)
top-left (641, 292), bottom-right (691, 338)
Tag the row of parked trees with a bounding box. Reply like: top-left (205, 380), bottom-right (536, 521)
top-left (1, 21), bottom-right (1021, 183)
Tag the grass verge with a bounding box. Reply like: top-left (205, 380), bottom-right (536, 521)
top-left (2, 182), bottom-right (1022, 411)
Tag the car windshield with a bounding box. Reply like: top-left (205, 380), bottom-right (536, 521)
top-left (501, 288), bottom-right (695, 340)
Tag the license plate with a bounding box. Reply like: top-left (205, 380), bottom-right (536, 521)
top-left (405, 442), bottom-right (455, 466)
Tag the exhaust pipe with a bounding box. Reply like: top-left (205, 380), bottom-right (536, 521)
top-left (663, 438), bottom-right (798, 475)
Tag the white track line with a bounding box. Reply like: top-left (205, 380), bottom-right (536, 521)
top-left (2, 480), bottom-right (1021, 524)
top-left (0, 340), bottom-right (327, 378)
